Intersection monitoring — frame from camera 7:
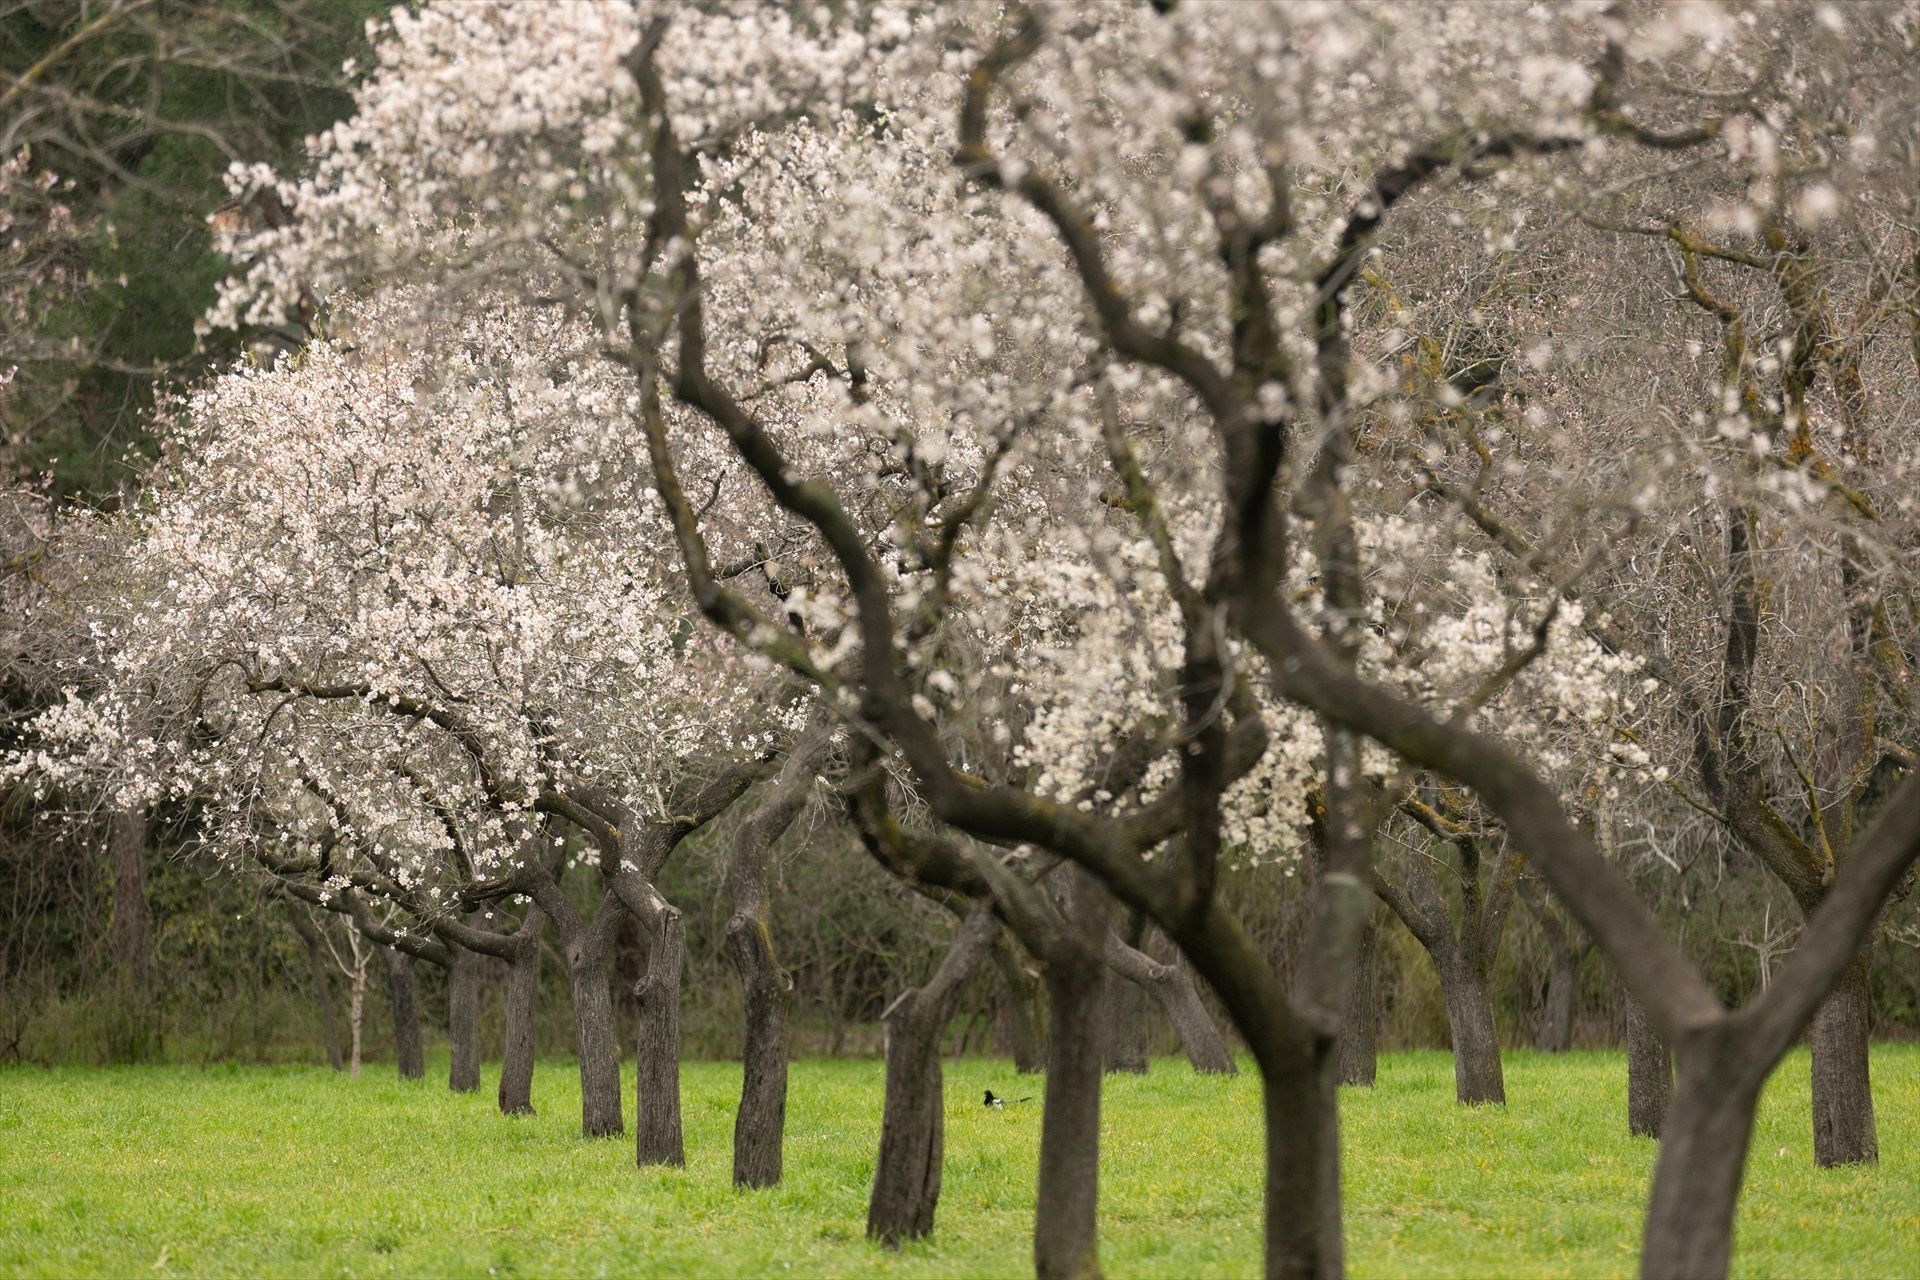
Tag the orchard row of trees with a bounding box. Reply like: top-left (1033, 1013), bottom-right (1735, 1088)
top-left (7, 4), bottom-right (1920, 1280)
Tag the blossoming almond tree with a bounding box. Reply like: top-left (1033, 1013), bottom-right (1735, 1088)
top-left (193, 3), bottom-right (1920, 1278)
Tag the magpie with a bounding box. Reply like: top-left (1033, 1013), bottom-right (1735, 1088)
top-left (983, 1089), bottom-right (1032, 1108)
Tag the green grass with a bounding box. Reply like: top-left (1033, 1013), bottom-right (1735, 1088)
top-left (2, 1048), bottom-right (1918, 1278)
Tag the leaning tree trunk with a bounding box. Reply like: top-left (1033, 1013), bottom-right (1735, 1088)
top-left (1035, 872), bottom-right (1110, 1280)
top-left (1337, 909), bottom-right (1378, 1086)
top-left (1638, 1045), bottom-right (1764, 1280)
top-left (1438, 956), bottom-right (1504, 1105)
top-left (1624, 988), bottom-right (1671, 1138)
top-left (1104, 932), bottom-right (1236, 1074)
top-left (991, 931), bottom-right (1047, 1074)
top-left (869, 905), bottom-right (998, 1247)
top-left (382, 947), bottom-right (425, 1080)
top-left (447, 936), bottom-right (482, 1094)
top-left (498, 912), bottom-right (542, 1116)
top-left (632, 901), bottom-right (687, 1167)
top-left (1808, 954), bottom-right (1877, 1166)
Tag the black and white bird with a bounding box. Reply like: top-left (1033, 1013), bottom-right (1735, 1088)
top-left (983, 1089), bottom-right (1032, 1108)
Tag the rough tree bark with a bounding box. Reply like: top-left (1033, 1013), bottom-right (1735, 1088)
top-left (520, 872), bottom-right (628, 1137)
top-left (1337, 908), bottom-right (1378, 1086)
top-left (381, 946), bottom-right (425, 1080)
top-left (1104, 930), bottom-right (1237, 1074)
top-left (1624, 987), bottom-right (1671, 1139)
top-left (499, 905), bottom-right (544, 1117)
top-left (631, 895), bottom-right (686, 1166)
top-left (1033, 868), bottom-right (1111, 1280)
top-left (1809, 956), bottom-right (1877, 1166)
top-left (869, 904), bottom-right (998, 1246)
top-left (447, 929), bottom-right (482, 1094)
top-left (723, 734), bottom-right (828, 1189)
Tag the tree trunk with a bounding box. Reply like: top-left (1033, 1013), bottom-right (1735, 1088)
top-left (499, 922), bottom-right (540, 1117)
top-left (348, 961), bottom-right (365, 1078)
top-left (108, 806), bottom-right (150, 989)
top-left (992, 933), bottom-right (1047, 1073)
top-left (1101, 912), bottom-right (1149, 1075)
top-left (1439, 959), bottom-right (1504, 1105)
top-left (633, 907), bottom-right (686, 1167)
top-left (1337, 910), bottom-right (1377, 1087)
top-left (727, 909), bottom-right (789, 1188)
top-left (1254, 1037), bottom-right (1342, 1280)
top-left (1035, 876), bottom-right (1109, 1280)
top-left (568, 943), bottom-right (624, 1137)
top-left (1625, 989), bottom-right (1671, 1138)
top-left (447, 939), bottom-right (481, 1094)
top-left (1808, 954), bottom-right (1877, 1167)
top-left (1638, 1048), bottom-right (1762, 1280)
top-left (383, 947), bottom-right (424, 1080)
top-left (869, 905), bottom-right (997, 1247)
top-left (1104, 933), bottom-right (1236, 1075)
top-left (1539, 941), bottom-right (1576, 1053)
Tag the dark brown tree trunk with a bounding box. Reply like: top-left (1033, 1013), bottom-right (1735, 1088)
top-left (869, 905), bottom-right (997, 1247)
top-left (288, 909), bottom-right (344, 1072)
top-left (1337, 910), bottom-right (1377, 1086)
top-left (382, 947), bottom-right (424, 1080)
top-left (727, 909), bottom-right (788, 1187)
top-left (1439, 958), bottom-right (1504, 1105)
top-left (633, 906), bottom-right (686, 1167)
top-left (108, 807), bottom-right (151, 990)
top-left (1625, 989), bottom-right (1671, 1138)
top-left (992, 932), bottom-right (1047, 1073)
top-left (1638, 1048), bottom-right (1762, 1280)
top-left (447, 937), bottom-right (481, 1094)
top-left (568, 942), bottom-right (624, 1137)
top-left (1035, 874), bottom-right (1109, 1280)
top-left (1104, 932), bottom-right (1236, 1075)
top-left (1808, 954), bottom-right (1877, 1167)
top-left (499, 916), bottom-right (541, 1116)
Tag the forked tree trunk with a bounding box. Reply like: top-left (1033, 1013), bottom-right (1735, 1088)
top-left (1808, 955), bottom-right (1877, 1166)
top-left (383, 947), bottom-right (425, 1080)
top-left (1337, 910), bottom-right (1377, 1087)
top-left (992, 933), bottom-right (1047, 1073)
top-left (1624, 989), bottom-right (1671, 1138)
top-left (869, 905), bottom-right (997, 1246)
top-left (1439, 958), bottom-right (1504, 1106)
top-left (499, 916), bottom-right (541, 1116)
top-left (1638, 1047), bottom-right (1763, 1280)
top-left (447, 939), bottom-right (482, 1093)
top-left (1035, 874), bottom-right (1109, 1280)
top-left (633, 906), bottom-right (687, 1167)
top-left (568, 944), bottom-right (624, 1137)
top-left (1104, 932), bottom-right (1236, 1075)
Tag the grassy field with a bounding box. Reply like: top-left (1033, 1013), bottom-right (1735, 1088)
top-left (2, 1048), bottom-right (1918, 1278)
